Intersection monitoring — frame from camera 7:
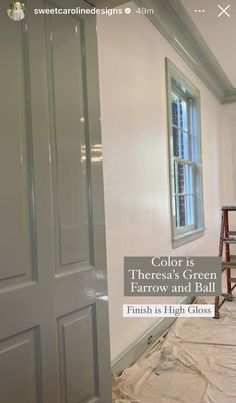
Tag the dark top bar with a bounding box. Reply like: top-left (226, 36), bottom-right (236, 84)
top-left (222, 206), bottom-right (236, 211)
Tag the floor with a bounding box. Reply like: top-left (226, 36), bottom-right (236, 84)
top-left (112, 293), bottom-right (236, 403)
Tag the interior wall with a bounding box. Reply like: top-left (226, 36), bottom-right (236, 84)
top-left (220, 104), bottom-right (236, 204)
top-left (219, 104), bottom-right (236, 233)
top-left (97, 1), bottom-right (223, 361)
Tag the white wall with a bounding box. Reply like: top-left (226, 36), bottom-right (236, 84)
top-left (219, 104), bottom-right (236, 232)
top-left (220, 104), bottom-right (236, 204)
top-left (97, 2), bottom-right (223, 361)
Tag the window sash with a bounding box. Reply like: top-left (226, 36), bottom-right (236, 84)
top-left (166, 58), bottom-right (204, 248)
top-left (171, 90), bottom-right (193, 160)
top-left (173, 195), bottom-right (195, 232)
top-left (173, 159), bottom-right (195, 192)
top-left (173, 151), bottom-right (196, 233)
top-left (171, 88), bottom-right (190, 132)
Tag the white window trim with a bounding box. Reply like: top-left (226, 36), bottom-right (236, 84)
top-left (166, 58), bottom-right (205, 249)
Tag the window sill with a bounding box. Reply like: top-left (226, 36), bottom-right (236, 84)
top-left (172, 228), bottom-right (205, 249)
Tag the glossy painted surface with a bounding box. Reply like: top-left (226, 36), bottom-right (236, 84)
top-left (46, 5), bottom-right (90, 268)
top-left (135, 0), bottom-right (236, 103)
top-left (0, 9), bottom-right (34, 287)
top-left (220, 104), bottom-right (236, 206)
top-left (97, 2), bottom-right (222, 361)
top-left (182, 0), bottom-right (236, 88)
top-left (0, 0), bottom-right (111, 401)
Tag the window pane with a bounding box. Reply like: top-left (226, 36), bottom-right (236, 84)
top-left (176, 195), bottom-right (194, 228)
top-left (175, 162), bottom-right (186, 194)
top-left (180, 131), bottom-right (189, 160)
top-left (185, 195), bottom-right (194, 226)
top-left (171, 92), bottom-right (188, 131)
top-left (174, 162), bottom-right (194, 230)
top-left (173, 129), bottom-right (189, 159)
top-left (171, 93), bottom-right (179, 126)
top-left (184, 164), bottom-right (193, 193)
top-left (179, 194), bottom-right (186, 227)
top-left (173, 127), bottom-right (179, 157)
top-left (174, 162), bottom-right (193, 195)
top-left (174, 161), bottom-right (182, 194)
top-left (174, 194), bottom-right (186, 228)
top-left (179, 98), bottom-right (188, 131)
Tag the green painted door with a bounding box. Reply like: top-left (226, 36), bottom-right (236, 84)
top-left (0, 0), bottom-right (111, 401)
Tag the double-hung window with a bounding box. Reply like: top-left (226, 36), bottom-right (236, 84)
top-left (166, 59), bottom-right (204, 248)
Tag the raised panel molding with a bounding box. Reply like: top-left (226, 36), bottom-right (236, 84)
top-left (0, 328), bottom-right (41, 403)
top-left (45, 7), bottom-right (93, 273)
top-left (0, 15), bottom-right (37, 289)
top-left (135, 0), bottom-right (236, 104)
top-left (57, 306), bottom-right (99, 403)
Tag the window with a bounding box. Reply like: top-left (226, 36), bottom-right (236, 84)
top-left (166, 59), bottom-right (204, 248)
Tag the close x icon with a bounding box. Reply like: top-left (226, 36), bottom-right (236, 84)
top-left (217, 4), bottom-right (231, 18)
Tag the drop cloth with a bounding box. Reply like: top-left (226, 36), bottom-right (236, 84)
top-left (113, 296), bottom-right (236, 403)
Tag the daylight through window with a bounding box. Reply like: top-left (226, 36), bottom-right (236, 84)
top-left (166, 59), bottom-right (204, 248)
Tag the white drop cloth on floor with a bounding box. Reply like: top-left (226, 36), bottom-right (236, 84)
top-left (113, 296), bottom-right (236, 403)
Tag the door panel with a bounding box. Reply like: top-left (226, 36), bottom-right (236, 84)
top-left (0, 7), bottom-right (35, 287)
top-left (46, 8), bottom-right (91, 270)
top-left (0, 0), bottom-right (111, 402)
top-left (0, 328), bottom-right (41, 403)
top-left (58, 306), bottom-right (98, 402)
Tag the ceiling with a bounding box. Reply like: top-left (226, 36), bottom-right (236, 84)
top-left (181, 0), bottom-right (236, 87)
top-left (85, 0), bottom-right (236, 101)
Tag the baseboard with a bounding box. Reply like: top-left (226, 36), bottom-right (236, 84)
top-left (111, 296), bottom-right (194, 375)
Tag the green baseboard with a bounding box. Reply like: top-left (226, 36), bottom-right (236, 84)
top-left (111, 296), bottom-right (194, 375)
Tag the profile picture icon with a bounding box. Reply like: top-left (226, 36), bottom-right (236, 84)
top-left (7, 2), bottom-right (25, 21)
